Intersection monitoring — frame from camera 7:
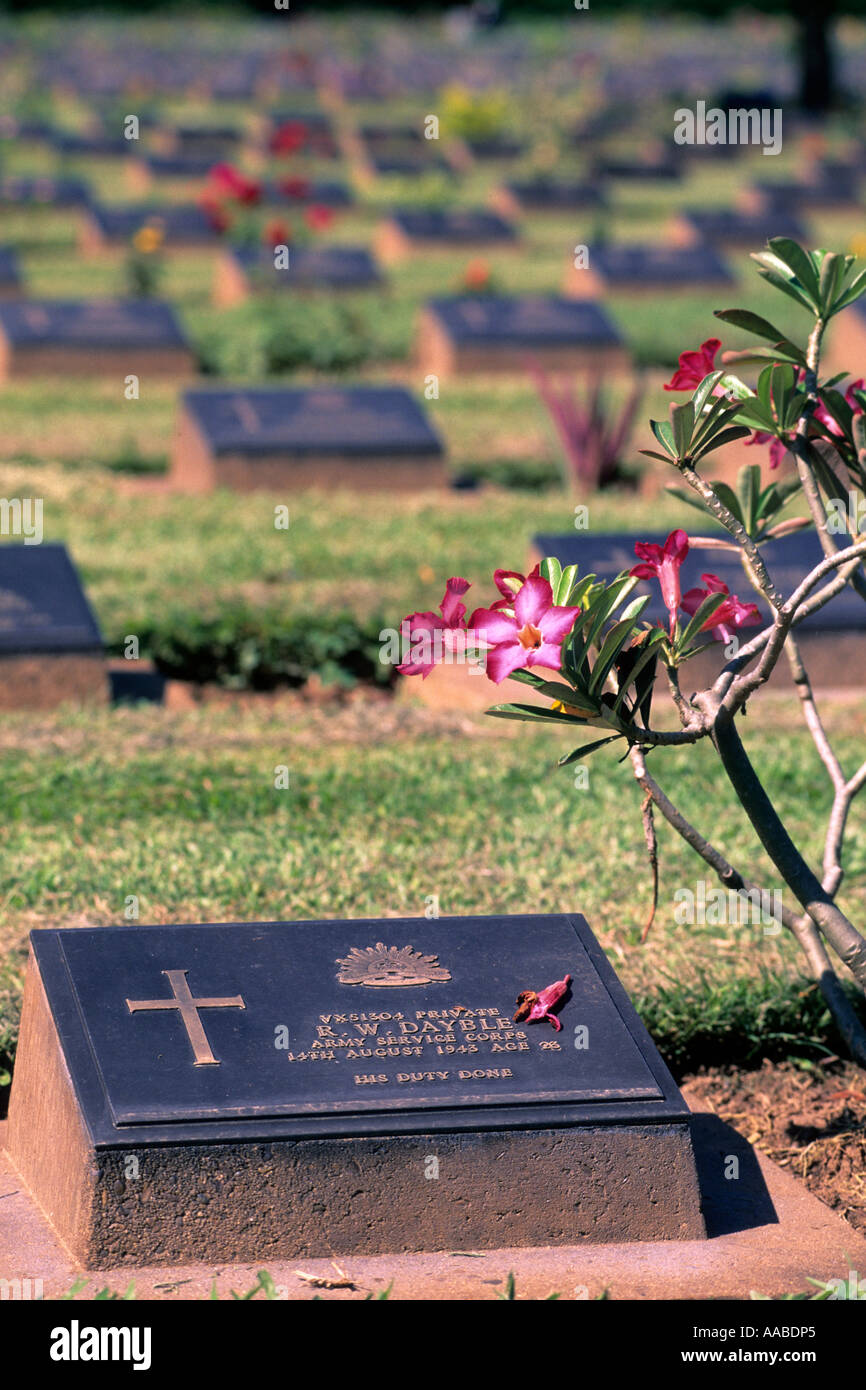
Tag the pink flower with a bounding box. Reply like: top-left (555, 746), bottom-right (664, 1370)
top-left (513, 974), bottom-right (572, 1031)
top-left (397, 577), bottom-right (475, 679)
top-left (630, 529), bottom-right (690, 637)
top-left (663, 338), bottom-right (722, 392)
top-left (489, 564), bottom-right (541, 610)
top-left (681, 573), bottom-right (762, 645)
top-left (812, 379), bottom-right (865, 439)
top-left (470, 575), bottom-right (581, 684)
top-left (745, 430), bottom-right (789, 470)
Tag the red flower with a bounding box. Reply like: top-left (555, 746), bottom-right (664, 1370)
top-left (279, 176), bottom-right (311, 201)
top-left (263, 218), bottom-right (290, 247)
top-left (630, 529), bottom-right (690, 637)
top-left (513, 975), bottom-right (572, 1031)
top-left (681, 573), bottom-right (761, 645)
top-left (462, 259), bottom-right (490, 290)
top-left (304, 204), bottom-right (334, 232)
top-left (208, 163), bottom-right (261, 206)
top-left (663, 338), bottom-right (722, 392)
top-left (745, 430), bottom-right (789, 470)
top-left (199, 194), bottom-right (230, 233)
top-left (270, 121), bottom-right (308, 156)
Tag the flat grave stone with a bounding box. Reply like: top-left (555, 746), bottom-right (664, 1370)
top-left (262, 178), bottom-right (353, 208)
top-left (417, 294), bottom-right (628, 378)
top-left (592, 153), bottom-right (681, 182)
top-left (7, 912), bottom-right (705, 1263)
top-left (0, 175), bottom-right (91, 207)
top-left (668, 207), bottom-right (809, 250)
top-left (0, 299), bottom-right (195, 381)
top-left (54, 132), bottom-right (132, 158)
top-left (740, 176), bottom-right (861, 215)
top-left (491, 178), bottom-right (608, 218)
top-left (265, 111), bottom-right (340, 159)
top-left (530, 531), bottom-right (866, 690)
top-left (155, 124), bottom-right (244, 156)
top-left (0, 117), bottom-right (58, 143)
top-left (567, 242), bottom-right (735, 297)
top-left (0, 543), bottom-right (107, 709)
top-left (79, 202), bottom-right (222, 252)
top-left (0, 246), bottom-right (23, 297)
top-left (376, 206), bottom-right (518, 261)
top-left (172, 384), bottom-right (446, 492)
top-left (126, 153), bottom-right (220, 195)
top-left (463, 135), bottom-right (526, 161)
top-left (366, 150), bottom-right (454, 178)
top-left (214, 243), bottom-right (383, 304)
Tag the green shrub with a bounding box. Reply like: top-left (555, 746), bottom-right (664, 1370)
top-left (634, 968), bottom-right (866, 1078)
top-left (199, 299), bottom-right (381, 378)
top-left (113, 605), bottom-right (396, 691)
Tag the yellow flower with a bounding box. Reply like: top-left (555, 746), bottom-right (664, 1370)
top-left (133, 221), bottom-right (165, 255)
top-left (850, 234), bottom-right (866, 260)
top-left (552, 698), bottom-right (593, 719)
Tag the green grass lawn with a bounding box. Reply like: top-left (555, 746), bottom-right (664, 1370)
top-left (1, 689), bottom-right (864, 1092)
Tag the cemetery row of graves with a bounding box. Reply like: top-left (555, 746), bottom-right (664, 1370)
top-left (0, 14), bottom-right (865, 1277)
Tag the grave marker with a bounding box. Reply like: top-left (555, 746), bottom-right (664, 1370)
top-left (0, 543), bottom-right (107, 709)
top-left (7, 913), bottom-right (705, 1263)
top-left (376, 207), bottom-right (518, 262)
top-left (0, 299), bottom-right (195, 381)
top-left (213, 244), bottom-right (383, 305)
top-left (171, 385), bottom-right (446, 492)
top-left (417, 295), bottom-right (628, 377)
top-left (567, 242), bottom-right (735, 297)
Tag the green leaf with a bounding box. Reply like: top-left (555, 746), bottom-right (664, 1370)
top-left (589, 610), bottom-right (647, 699)
top-left (737, 463), bottom-right (762, 533)
top-left (553, 562), bottom-right (579, 605)
top-left (486, 701), bottom-right (598, 725)
top-left (539, 555), bottom-right (562, 592)
top-left (830, 266), bottom-right (866, 315)
top-left (713, 309), bottom-right (805, 363)
top-left (639, 449), bottom-right (678, 464)
top-left (650, 418), bottom-right (677, 458)
top-left (818, 251), bottom-right (845, 316)
top-left (678, 591), bottom-right (728, 649)
top-left (707, 480), bottom-right (744, 522)
top-left (766, 237), bottom-right (821, 303)
top-left (671, 401), bottom-right (694, 458)
top-left (611, 630), bottom-right (664, 716)
top-left (507, 669), bottom-right (589, 705)
top-left (557, 736), bottom-right (622, 766)
top-left (751, 258), bottom-right (816, 313)
top-left (692, 370), bottom-right (726, 414)
top-left (691, 424), bottom-right (752, 461)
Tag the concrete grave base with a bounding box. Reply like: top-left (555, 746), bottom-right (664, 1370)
top-left (3, 1088), bottom-right (864, 1299)
top-left (0, 340), bottom-right (196, 383)
top-left (0, 653), bottom-right (108, 710)
top-left (7, 953), bottom-right (704, 1265)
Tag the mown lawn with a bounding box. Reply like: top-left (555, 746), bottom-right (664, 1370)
top-left (1, 689), bottom-right (865, 1092)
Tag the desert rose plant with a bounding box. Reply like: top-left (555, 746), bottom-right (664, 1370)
top-left (399, 238), bottom-right (866, 1065)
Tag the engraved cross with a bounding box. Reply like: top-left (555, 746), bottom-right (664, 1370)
top-left (126, 969), bottom-right (245, 1066)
